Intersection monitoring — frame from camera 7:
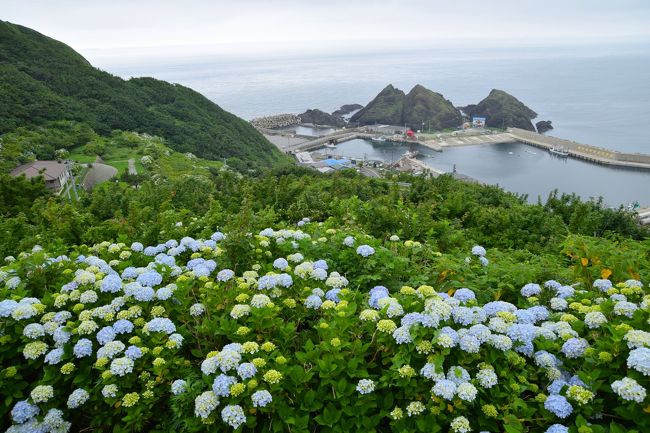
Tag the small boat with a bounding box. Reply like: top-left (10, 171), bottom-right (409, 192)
top-left (549, 147), bottom-right (569, 157)
top-left (371, 136), bottom-right (387, 143)
top-left (323, 143), bottom-right (336, 149)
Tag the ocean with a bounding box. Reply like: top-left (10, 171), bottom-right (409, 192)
top-left (87, 42), bottom-right (650, 206)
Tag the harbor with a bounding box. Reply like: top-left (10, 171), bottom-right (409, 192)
top-left (255, 118), bottom-right (650, 209)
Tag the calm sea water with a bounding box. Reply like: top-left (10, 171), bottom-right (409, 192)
top-left (88, 43), bottom-right (650, 205)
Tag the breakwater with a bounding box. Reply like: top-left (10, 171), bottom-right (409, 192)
top-left (250, 114), bottom-right (300, 129)
top-left (508, 128), bottom-right (650, 170)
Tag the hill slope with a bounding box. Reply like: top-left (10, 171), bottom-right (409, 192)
top-left (0, 20), bottom-right (286, 167)
top-left (462, 89), bottom-right (538, 130)
top-left (403, 85), bottom-right (462, 130)
top-left (350, 84), bottom-right (462, 130)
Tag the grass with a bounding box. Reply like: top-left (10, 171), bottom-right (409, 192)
top-left (68, 138), bottom-right (222, 182)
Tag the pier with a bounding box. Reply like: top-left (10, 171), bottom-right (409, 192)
top-left (508, 128), bottom-right (650, 170)
top-left (637, 208), bottom-right (650, 226)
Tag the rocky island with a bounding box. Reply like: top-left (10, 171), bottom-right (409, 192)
top-left (350, 84), bottom-right (462, 130)
top-left (298, 109), bottom-right (346, 127)
top-left (461, 89), bottom-right (538, 131)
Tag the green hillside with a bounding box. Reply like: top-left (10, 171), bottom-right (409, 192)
top-left (0, 20), bottom-right (287, 167)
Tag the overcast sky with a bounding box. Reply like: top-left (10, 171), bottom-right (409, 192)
top-left (3, 0), bottom-right (650, 54)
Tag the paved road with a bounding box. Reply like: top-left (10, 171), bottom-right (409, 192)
top-left (82, 163), bottom-right (117, 190)
top-left (127, 159), bottom-right (137, 175)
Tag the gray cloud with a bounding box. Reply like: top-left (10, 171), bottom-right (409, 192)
top-left (3, 0), bottom-right (649, 53)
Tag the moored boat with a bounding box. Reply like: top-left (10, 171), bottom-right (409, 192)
top-left (549, 147), bottom-right (569, 157)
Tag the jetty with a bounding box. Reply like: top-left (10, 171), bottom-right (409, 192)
top-left (637, 208), bottom-right (650, 226)
top-left (508, 128), bottom-right (650, 170)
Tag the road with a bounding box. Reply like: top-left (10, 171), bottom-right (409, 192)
top-left (127, 159), bottom-right (137, 175)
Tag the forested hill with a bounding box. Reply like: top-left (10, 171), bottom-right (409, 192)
top-left (0, 20), bottom-right (286, 167)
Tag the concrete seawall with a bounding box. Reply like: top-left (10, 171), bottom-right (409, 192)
top-left (508, 128), bottom-right (650, 170)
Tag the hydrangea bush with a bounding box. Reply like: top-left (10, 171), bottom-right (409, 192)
top-left (0, 224), bottom-right (648, 432)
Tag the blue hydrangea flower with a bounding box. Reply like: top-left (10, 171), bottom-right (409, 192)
top-left (125, 345), bottom-right (143, 360)
top-left (112, 319), bottom-right (134, 335)
top-left (110, 357), bottom-right (134, 376)
top-left (156, 286), bottom-right (174, 300)
top-left (217, 269), bottom-right (235, 282)
top-left (277, 273), bottom-right (293, 288)
top-left (446, 366), bottom-right (471, 385)
top-left (547, 379), bottom-right (568, 395)
top-left (325, 288), bottom-right (341, 303)
top-left (257, 275), bottom-right (277, 290)
top-left (544, 280), bottom-right (562, 290)
top-left (121, 267), bottom-right (139, 280)
top-left (356, 379), bottom-right (375, 394)
top-left (592, 279), bottom-right (612, 292)
top-left (544, 395), bottom-right (573, 418)
top-left (133, 286), bottom-right (155, 302)
top-left (169, 333), bottom-right (184, 347)
top-left (44, 348), bottom-right (64, 365)
top-left (212, 374), bottom-right (237, 397)
top-left (561, 338), bottom-right (588, 358)
top-left (0, 299), bottom-right (19, 318)
top-left (100, 274), bottom-right (122, 293)
top-left (521, 283), bottom-right (541, 297)
top-left (471, 245), bottom-right (486, 256)
top-left (369, 286), bottom-right (389, 309)
top-left (237, 363), bottom-right (257, 380)
top-left (251, 390), bottom-right (272, 407)
top-left (356, 245), bottom-right (375, 257)
top-left (453, 288), bottom-right (476, 303)
top-left (556, 286), bottom-right (575, 299)
top-left (194, 391), bottom-right (219, 419)
top-left (432, 379), bottom-right (457, 400)
top-left (130, 242), bottom-right (144, 252)
top-left (97, 326), bottom-right (116, 345)
top-left (136, 270), bottom-right (163, 287)
top-left (628, 347), bottom-right (650, 376)
top-left (393, 326), bottom-right (412, 344)
top-left (73, 338), bottom-right (93, 358)
top-left (221, 404), bottom-right (246, 429)
top-left (23, 323), bottom-right (45, 339)
top-left (343, 236), bottom-right (355, 247)
top-left (171, 379), bottom-right (187, 395)
top-left (313, 260), bottom-right (328, 270)
top-left (11, 400), bottom-right (40, 424)
top-left (53, 327), bottom-right (71, 346)
top-left (459, 335), bottom-right (480, 353)
top-left (145, 318), bottom-right (176, 334)
top-left (67, 389), bottom-right (90, 409)
top-left (545, 425), bottom-right (569, 433)
top-left (304, 295), bottom-right (322, 309)
top-left (211, 231), bottom-right (225, 242)
top-left (155, 254), bottom-right (175, 267)
top-left (273, 258), bottom-right (288, 270)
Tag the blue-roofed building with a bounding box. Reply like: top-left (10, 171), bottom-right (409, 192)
top-left (323, 158), bottom-right (352, 168)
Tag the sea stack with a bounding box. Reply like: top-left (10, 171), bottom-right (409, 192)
top-left (462, 89), bottom-right (538, 131)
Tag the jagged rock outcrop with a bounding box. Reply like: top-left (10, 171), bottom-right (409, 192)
top-left (462, 89), bottom-right (538, 131)
top-left (298, 109), bottom-right (346, 127)
top-left (536, 120), bottom-right (553, 134)
top-left (332, 104), bottom-right (363, 117)
top-left (350, 84), bottom-right (462, 130)
top-left (403, 85), bottom-right (463, 131)
top-left (350, 85), bottom-right (406, 126)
